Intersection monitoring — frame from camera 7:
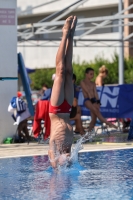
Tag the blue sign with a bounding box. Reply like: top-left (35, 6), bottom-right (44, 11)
top-left (78, 84), bottom-right (133, 118)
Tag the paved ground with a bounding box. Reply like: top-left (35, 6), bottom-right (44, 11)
top-left (0, 126), bottom-right (132, 159)
top-left (1, 141), bottom-right (133, 159)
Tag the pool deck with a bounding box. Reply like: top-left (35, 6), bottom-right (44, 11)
top-left (1, 142), bottom-right (133, 159)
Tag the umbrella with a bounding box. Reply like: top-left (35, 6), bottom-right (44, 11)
top-left (18, 67), bottom-right (35, 74)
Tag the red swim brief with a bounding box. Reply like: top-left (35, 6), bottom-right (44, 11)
top-left (49, 100), bottom-right (71, 114)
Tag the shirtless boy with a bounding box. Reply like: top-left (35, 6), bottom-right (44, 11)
top-left (80, 67), bottom-right (117, 134)
top-left (48, 16), bottom-right (77, 169)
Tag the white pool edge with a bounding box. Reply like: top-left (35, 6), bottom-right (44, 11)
top-left (0, 146), bottom-right (133, 159)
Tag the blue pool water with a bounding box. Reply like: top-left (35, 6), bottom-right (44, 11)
top-left (1, 149), bottom-right (133, 200)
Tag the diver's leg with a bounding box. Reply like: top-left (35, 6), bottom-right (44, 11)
top-left (88, 111), bottom-right (97, 132)
top-left (85, 101), bottom-right (117, 129)
top-left (64, 16), bottom-right (77, 106)
top-left (50, 16), bottom-right (73, 106)
top-left (71, 112), bottom-right (85, 135)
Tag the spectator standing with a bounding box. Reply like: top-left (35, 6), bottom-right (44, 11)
top-left (95, 65), bottom-right (108, 86)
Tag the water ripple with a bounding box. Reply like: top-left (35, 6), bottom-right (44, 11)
top-left (0, 149), bottom-right (133, 199)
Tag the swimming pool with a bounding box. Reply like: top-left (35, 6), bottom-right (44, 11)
top-left (0, 149), bottom-right (133, 200)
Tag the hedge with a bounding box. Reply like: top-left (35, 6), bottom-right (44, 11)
top-left (29, 53), bottom-right (133, 90)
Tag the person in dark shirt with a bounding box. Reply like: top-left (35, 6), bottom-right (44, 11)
top-left (70, 74), bottom-right (85, 135)
top-left (41, 88), bottom-right (52, 100)
top-left (41, 74), bottom-right (56, 101)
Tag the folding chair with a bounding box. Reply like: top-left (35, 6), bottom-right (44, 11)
top-left (95, 119), bottom-right (110, 136)
top-left (37, 120), bottom-right (47, 144)
top-left (27, 120), bottom-right (33, 136)
top-left (107, 118), bottom-right (122, 133)
top-left (81, 116), bottom-right (91, 130)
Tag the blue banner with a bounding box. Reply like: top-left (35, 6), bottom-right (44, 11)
top-left (18, 53), bottom-right (34, 116)
top-left (78, 84), bottom-right (133, 118)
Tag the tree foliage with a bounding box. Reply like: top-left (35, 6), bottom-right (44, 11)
top-left (29, 53), bottom-right (133, 90)
top-left (30, 68), bottom-right (55, 90)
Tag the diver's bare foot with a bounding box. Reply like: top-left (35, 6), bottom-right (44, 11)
top-left (80, 131), bottom-right (86, 136)
top-left (70, 16), bottom-right (77, 36)
top-left (107, 122), bottom-right (117, 129)
top-left (83, 131), bottom-right (91, 139)
top-left (62, 16), bottom-right (73, 36)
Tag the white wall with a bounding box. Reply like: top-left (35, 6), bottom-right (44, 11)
top-left (0, 0), bottom-right (17, 143)
top-left (17, 0), bottom-right (118, 15)
top-left (18, 33), bottom-right (119, 69)
top-left (17, 0), bottom-right (119, 69)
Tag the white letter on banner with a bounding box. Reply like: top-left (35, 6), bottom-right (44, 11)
top-left (97, 87), bottom-right (102, 99)
top-left (101, 87), bottom-right (120, 108)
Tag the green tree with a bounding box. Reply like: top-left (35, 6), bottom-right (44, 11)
top-left (124, 56), bottom-right (133, 83)
top-left (29, 68), bottom-right (55, 90)
top-left (29, 53), bottom-right (133, 90)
